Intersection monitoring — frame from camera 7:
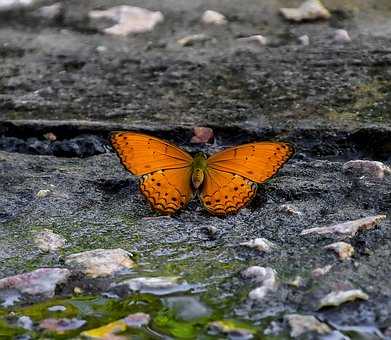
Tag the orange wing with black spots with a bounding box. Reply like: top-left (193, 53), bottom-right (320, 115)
top-left (140, 168), bottom-right (193, 215)
top-left (206, 142), bottom-right (294, 183)
top-left (200, 141), bottom-right (294, 215)
top-left (111, 132), bottom-right (194, 214)
top-left (200, 168), bottom-right (257, 215)
top-left (110, 132), bottom-right (193, 176)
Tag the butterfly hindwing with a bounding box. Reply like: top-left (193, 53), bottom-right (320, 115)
top-left (206, 142), bottom-right (294, 183)
top-left (200, 168), bottom-right (257, 215)
top-left (110, 132), bottom-right (193, 176)
top-left (140, 167), bottom-right (193, 215)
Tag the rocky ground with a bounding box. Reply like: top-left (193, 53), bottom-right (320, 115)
top-left (0, 0), bottom-right (390, 339)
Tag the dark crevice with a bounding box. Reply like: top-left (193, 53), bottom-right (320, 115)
top-left (0, 120), bottom-right (390, 161)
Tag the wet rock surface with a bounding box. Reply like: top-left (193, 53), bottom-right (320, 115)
top-left (0, 0), bottom-right (390, 338)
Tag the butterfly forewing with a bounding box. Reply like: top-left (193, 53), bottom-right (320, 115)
top-left (110, 132), bottom-right (193, 176)
top-left (111, 132), bottom-right (194, 214)
top-left (206, 142), bottom-right (294, 183)
top-left (200, 168), bottom-right (257, 215)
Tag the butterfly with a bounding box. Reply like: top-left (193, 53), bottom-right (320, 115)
top-left (110, 132), bottom-right (294, 216)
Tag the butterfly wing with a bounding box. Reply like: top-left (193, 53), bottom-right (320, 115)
top-left (110, 132), bottom-right (194, 214)
top-left (140, 167), bottom-right (193, 215)
top-left (200, 142), bottom-right (294, 215)
top-left (200, 168), bottom-right (257, 215)
top-left (110, 132), bottom-right (193, 176)
top-left (206, 142), bottom-right (294, 183)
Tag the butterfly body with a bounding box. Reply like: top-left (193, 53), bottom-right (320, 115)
top-left (191, 153), bottom-right (207, 189)
top-left (110, 132), bottom-right (294, 216)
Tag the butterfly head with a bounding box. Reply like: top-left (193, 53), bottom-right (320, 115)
top-left (191, 152), bottom-right (208, 189)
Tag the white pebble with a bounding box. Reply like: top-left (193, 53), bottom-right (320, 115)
top-left (238, 35), bottom-right (268, 46)
top-left (177, 34), bottom-right (210, 47)
top-left (240, 238), bottom-right (276, 253)
top-left (298, 35), bottom-right (310, 46)
top-left (280, 0), bottom-right (330, 22)
top-left (334, 29), bottom-right (352, 43)
top-left (201, 10), bottom-right (227, 25)
top-left (89, 6), bottom-right (163, 36)
top-left (36, 189), bottom-right (50, 198)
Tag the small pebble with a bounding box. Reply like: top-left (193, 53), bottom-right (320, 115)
top-left (278, 204), bottom-right (302, 216)
top-left (201, 10), bottom-right (227, 25)
top-left (96, 46), bottom-right (107, 53)
top-left (208, 320), bottom-right (254, 339)
top-left (177, 34), bottom-right (210, 47)
top-left (36, 189), bottom-right (50, 198)
top-left (311, 265), bottom-right (333, 278)
top-left (111, 276), bottom-right (193, 296)
top-left (32, 2), bottom-right (62, 19)
top-left (319, 289), bottom-right (369, 308)
top-left (334, 29), bottom-right (352, 43)
top-left (0, 0), bottom-right (53, 12)
top-left (163, 297), bottom-right (211, 321)
top-left (343, 160), bottom-right (390, 179)
top-left (288, 276), bottom-right (305, 288)
top-left (324, 242), bottom-right (354, 260)
top-left (17, 316), bottom-right (33, 330)
top-left (280, 0), bottom-right (330, 22)
top-left (123, 313), bottom-right (151, 327)
top-left (74, 287), bottom-right (83, 294)
top-left (89, 6), bottom-right (164, 36)
top-left (0, 268), bottom-right (70, 306)
top-left (242, 266), bottom-right (278, 301)
top-left (34, 228), bottom-right (66, 252)
top-left (285, 314), bottom-right (331, 337)
top-left (298, 35), bottom-right (310, 46)
top-left (238, 35), bottom-right (268, 46)
top-left (240, 238), bottom-right (276, 253)
top-left (65, 248), bottom-right (135, 278)
top-left (39, 318), bottom-right (86, 333)
top-left (264, 321), bottom-right (283, 336)
top-left (43, 132), bottom-right (57, 141)
top-left (48, 305), bottom-right (66, 312)
top-left (202, 225), bottom-right (218, 237)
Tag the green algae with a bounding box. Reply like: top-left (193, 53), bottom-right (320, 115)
top-left (328, 79), bottom-right (391, 124)
top-left (0, 292), bottom-right (262, 339)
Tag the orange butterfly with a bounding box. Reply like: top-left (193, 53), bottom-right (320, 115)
top-left (110, 132), bottom-right (294, 216)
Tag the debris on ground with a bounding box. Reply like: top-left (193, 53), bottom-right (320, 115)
top-left (280, 0), bottom-right (330, 22)
top-left (89, 6), bottom-right (164, 35)
top-left (319, 289), bottom-right (369, 308)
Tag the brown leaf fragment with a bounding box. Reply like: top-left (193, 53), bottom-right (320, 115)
top-left (190, 127), bottom-right (214, 144)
